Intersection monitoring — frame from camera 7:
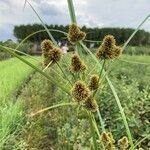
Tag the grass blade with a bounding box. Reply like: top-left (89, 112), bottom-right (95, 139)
top-left (26, 1), bottom-right (57, 45)
top-left (15, 29), bottom-right (67, 51)
top-left (11, 48), bottom-right (39, 62)
top-left (123, 14), bottom-right (150, 50)
top-left (88, 112), bottom-right (98, 150)
top-left (30, 102), bottom-right (76, 117)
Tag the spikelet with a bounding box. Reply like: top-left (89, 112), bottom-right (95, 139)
top-left (48, 47), bottom-right (62, 62)
top-left (101, 132), bottom-right (115, 150)
top-left (84, 97), bottom-right (97, 112)
top-left (41, 39), bottom-right (54, 57)
top-left (96, 35), bottom-right (116, 59)
top-left (70, 53), bottom-right (86, 72)
top-left (101, 132), bottom-right (115, 143)
top-left (68, 23), bottom-right (86, 43)
top-left (71, 80), bottom-right (91, 102)
top-left (96, 35), bottom-right (122, 60)
top-left (89, 74), bottom-right (99, 90)
top-left (118, 136), bottom-right (129, 149)
top-left (101, 132), bottom-right (110, 143)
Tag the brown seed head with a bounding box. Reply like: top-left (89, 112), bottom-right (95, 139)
top-left (68, 23), bottom-right (86, 43)
top-left (48, 47), bottom-right (62, 62)
top-left (89, 74), bottom-right (99, 90)
top-left (103, 35), bottom-right (116, 49)
top-left (107, 132), bottom-right (115, 143)
top-left (101, 132), bottom-right (110, 143)
top-left (84, 97), bottom-right (97, 112)
top-left (118, 136), bottom-right (129, 149)
top-left (96, 35), bottom-right (118, 59)
top-left (71, 80), bottom-right (91, 102)
top-left (41, 39), bottom-right (54, 56)
top-left (70, 54), bottom-right (86, 72)
top-left (101, 132), bottom-right (115, 143)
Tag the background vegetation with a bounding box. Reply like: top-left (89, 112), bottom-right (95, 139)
top-left (14, 24), bottom-right (150, 46)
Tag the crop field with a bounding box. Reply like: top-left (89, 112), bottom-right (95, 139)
top-left (0, 57), bottom-right (39, 149)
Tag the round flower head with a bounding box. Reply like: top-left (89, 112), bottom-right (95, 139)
top-left (101, 132), bottom-right (115, 143)
top-left (118, 136), bottom-right (129, 149)
top-left (84, 97), bottom-right (97, 112)
top-left (68, 23), bottom-right (86, 43)
top-left (70, 53), bottom-right (86, 72)
top-left (41, 39), bottom-right (54, 56)
top-left (48, 47), bottom-right (62, 62)
top-left (101, 132), bottom-right (110, 143)
top-left (71, 80), bottom-right (91, 102)
top-left (89, 74), bottom-right (99, 90)
top-left (96, 35), bottom-right (116, 59)
top-left (101, 132), bottom-right (115, 149)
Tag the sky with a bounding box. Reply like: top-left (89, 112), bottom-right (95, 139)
top-left (0, 0), bottom-right (150, 41)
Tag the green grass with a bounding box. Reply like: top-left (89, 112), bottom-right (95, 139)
top-left (120, 54), bottom-right (150, 63)
top-left (124, 46), bottom-right (150, 55)
top-left (0, 57), bottom-right (39, 149)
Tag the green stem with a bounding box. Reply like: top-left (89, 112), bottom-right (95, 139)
top-left (122, 14), bottom-right (150, 50)
top-left (67, 0), bottom-right (77, 23)
top-left (106, 76), bottom-right (134, 149)
top-left (30, 102), bottom-right (76, 117)
top-left (27, 1), bottom-right (57, 46)
top-left (96, 108), bottom-right (105, 132)
top-left (42, 61), bottom-right (52, 72)
top-left (56, 61), bottom-right (73, 86)
top-left (11, 48), bottom-right (39, 62)
top-left (93, 60), bottom-right (106, 97)
top-left (15, 29), bottom-right (67, 51)
top-left (88, 112), bottom-right (98, 150)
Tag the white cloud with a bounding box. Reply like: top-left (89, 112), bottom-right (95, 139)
top-left (0, 0), bottom-right (149, 41)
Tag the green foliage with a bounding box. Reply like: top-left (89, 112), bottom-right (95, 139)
top-left (0, 40), bottom-right (34, 60)
top-left (12, 54), bottom-right (150, 149)
top-left (14, 24), bottom-right (150, 46)
top-left (95, 56), bottom-right (150, 149)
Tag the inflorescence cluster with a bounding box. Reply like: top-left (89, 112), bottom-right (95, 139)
top-left (41, 39), bottom-right (62, 66)
top-left (68, 23), bottom-right (86, 43)
top-left (96, 35), bottom-right (122, 59)
top-left (39, 24), bottom-right (134, 149)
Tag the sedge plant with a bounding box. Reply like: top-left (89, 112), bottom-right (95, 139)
top-left (0, 0), bottom-right (149, 149)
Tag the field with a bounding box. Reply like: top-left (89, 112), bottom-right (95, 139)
top-left (0, 0), bottom-right (150, 149)
top-left (0, 52), bottom-right (149, 150)
top-left (0, 57), bottom-right (39, 149)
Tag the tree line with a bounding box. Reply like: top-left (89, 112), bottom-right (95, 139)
top-left (14, 24), bottom-right (150, 46)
